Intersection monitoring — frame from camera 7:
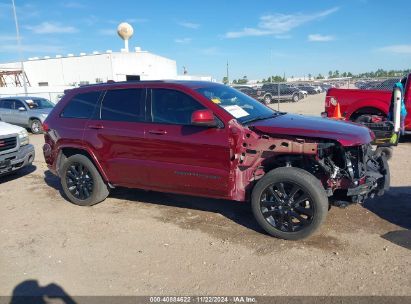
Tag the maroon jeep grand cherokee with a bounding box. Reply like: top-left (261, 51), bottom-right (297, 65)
top-left (43, 81), bottom-right (389, 240)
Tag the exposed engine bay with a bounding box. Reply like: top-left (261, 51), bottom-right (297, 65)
top-left (228, 119), bottom-right (390, 204)
top-left (316, 142), bottom-right (389, 204)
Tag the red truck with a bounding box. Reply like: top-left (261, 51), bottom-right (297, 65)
top-left (323, 74), bottom-right (411, 133)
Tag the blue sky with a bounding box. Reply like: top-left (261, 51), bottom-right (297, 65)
top-left (0, 0), bottom-right (410, 80)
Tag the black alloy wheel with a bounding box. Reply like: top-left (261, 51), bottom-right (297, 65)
top-left (65, 162), bottom-right (94, 200)
top-left (60, 154), bottom-right (109, 206)
top-left (260, 182), bottom-right (313, 233)
top-left (251, 167), bottom-right (328, 240)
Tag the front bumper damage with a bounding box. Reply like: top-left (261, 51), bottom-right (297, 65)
top-left (319, 143), bottom-right (390, 204)
top-left (346, 155), bottom-right (390, 202)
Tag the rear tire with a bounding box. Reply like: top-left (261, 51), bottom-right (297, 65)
top-left (61, 154), bottom-right (109, 206)
top-left (251, 167), bottom-right (328, 240)
top-left (264, 95), bottom-right (272, 104)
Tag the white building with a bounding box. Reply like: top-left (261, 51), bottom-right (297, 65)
top-left (1, 48), bottom-right (177, 87)
top-left (0, 48), bottom-right (212, 101)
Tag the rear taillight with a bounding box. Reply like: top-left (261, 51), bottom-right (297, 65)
top-left (330, 97), bottom-right (338, 106)
top-left (42, 122), bottom-right (50, 132)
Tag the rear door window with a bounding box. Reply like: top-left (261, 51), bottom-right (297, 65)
top-left (100, 89), bottom-right (146, 122)
top-left (0, 100), bottom-right (14, 109)
top-left (61, 91), bottom-right (102, 119)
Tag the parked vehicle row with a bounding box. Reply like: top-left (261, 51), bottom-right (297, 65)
top-left (355, 78), bottom-right (401, 91)
top-left (233, 82), bottom-right (332, 105)
top-left (0, 97), bottom-right (55, 134)
top-left (42, 80), bottom-right (390, 240)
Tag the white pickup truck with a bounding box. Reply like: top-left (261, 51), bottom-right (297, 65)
top-left (0, 121), bottom-right (35, 176)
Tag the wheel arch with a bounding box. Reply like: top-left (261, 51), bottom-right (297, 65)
top-left (349, 106), bottom-right (387, 121)
top-left (346, 99), bottom-right (388, 121)
top-left (29, 116), bottom-right (41, 122)
top-left (57, 146), bottom-right (109, 183)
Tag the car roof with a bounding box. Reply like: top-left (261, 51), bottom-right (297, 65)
top-left (68, 80), bottom-right (222, 94)
top-left (0, 96), bottom-right (47, 101)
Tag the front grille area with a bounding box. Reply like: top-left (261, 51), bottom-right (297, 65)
top-left (0, 137), bottom-right (17, 152)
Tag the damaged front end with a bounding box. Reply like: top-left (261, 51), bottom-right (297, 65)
top-left (228, 119), bottom-right (390, 206)
top-left (317, 142), bottom-right (390, 205)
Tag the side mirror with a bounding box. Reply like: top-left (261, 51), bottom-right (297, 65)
top-left (18, 107), bottom-right (26, 111)
top-left (191, 109), bottom-right (217, 127)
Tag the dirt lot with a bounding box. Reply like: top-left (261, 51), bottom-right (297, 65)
top-left (1, 93), bottom-right (410, 297)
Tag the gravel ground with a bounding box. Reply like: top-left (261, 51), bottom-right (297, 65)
top-left (0, 93), bottom-right (410, 297)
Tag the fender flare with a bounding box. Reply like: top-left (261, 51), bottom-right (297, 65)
top-left (345, 98), bottom-right (389, 120)
top-left (56, 144), bottom-right (109, 182)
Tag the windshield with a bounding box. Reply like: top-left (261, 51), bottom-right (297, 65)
top-left (196, 85), bottom-right (277, 124)
top-left (25, 98), bottom-right (54, 109)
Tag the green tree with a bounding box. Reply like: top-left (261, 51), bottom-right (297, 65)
top-left (333, 70), bottom-right (340, 78)
top-left (222, 76), bottom-right (229, 85)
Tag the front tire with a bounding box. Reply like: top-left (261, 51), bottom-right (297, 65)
top-left (264, 95), bottom-right (272, 104)
top-left (292, 94), bottom-right (299, 103)
top-left (375, 146), bottom-right (393, 160)
top-left (251, 167), bottom-right (328, 240)
top-left (61, 154), bottom-right (109, 206)
top-left (30, 119), bottom-right (43, 134)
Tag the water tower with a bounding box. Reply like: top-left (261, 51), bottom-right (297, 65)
top-left (117, 22), bottom-right (134, 52)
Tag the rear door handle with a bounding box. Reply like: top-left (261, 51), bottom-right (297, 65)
top-left (148, 129), bottom-right (167, 135)
top-left (87, 124), bottom-right (104, 130)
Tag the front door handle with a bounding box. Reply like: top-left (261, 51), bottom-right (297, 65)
top-left (148, 129), bottom-right (167, 135)
top-left (87, 124), bottom-right (104, 130)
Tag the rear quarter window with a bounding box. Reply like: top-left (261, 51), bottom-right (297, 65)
top-left (60, 91), bottom-right (101, 119)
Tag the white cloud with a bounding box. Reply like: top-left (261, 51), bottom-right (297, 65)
top-left (126, 18), bottom-right (149, 24)
top-left (178, 21), bottom-right (200, 29)
top-left (201, 47), bottom-right (219, 56)
top-left (174, 38), bottom-right (192, 44)
top-left (379, 44), bottom-right (411, 54)
top-left (0, 43), bottom-right (65, 53)
top-left (107, 18), bottom-right (149, 25)
top-left (0, 35), bottom-right (18, 42)
top-left (62, 2), bottom-right (86, 9)
top-left (84, 15), bottom-right (99, 26)
top-left (308, 34), bottom-right (335, 42)
top-left (26, 22), bottom-right (78, 34)
top-left (225, 7), bottom-right (339, 38)
top-left (99, 29), bottom-right (116, 36)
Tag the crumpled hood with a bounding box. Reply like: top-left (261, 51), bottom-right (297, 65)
top-left (249, 113), bottom-right (374, 146)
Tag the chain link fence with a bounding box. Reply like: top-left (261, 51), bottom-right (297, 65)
top-left (351, 77), bottom-right (403, 90)
top-left (231, 81), bottom-right (332, 110)
top-left (231, 76), bottom-right (404, 109)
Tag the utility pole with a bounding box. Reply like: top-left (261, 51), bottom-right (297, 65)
top-left (12, 0), bottom-right (28, 95)
top-left (226, 60), bottom-right (229, 84)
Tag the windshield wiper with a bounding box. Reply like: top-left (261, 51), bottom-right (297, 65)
top-left (242, 112), bottom-right (285, 124)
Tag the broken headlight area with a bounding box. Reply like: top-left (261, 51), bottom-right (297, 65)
top-left (316, 142), bottom-right (389, 205)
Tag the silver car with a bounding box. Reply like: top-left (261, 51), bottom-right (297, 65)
top-left (0, 97), bottom-right (54, 134)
